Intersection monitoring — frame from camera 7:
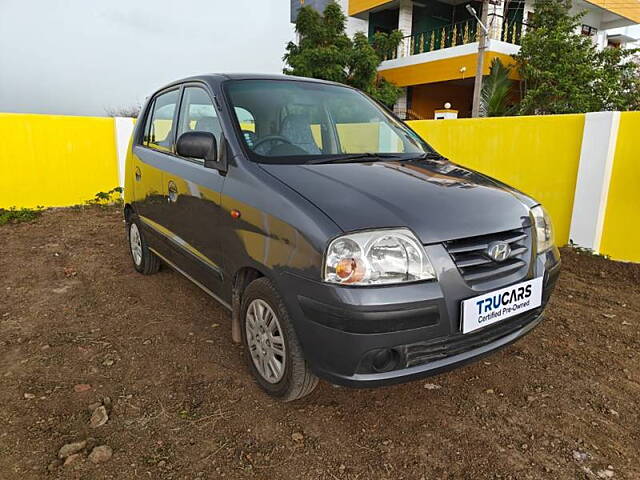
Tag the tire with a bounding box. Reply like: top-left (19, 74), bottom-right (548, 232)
top-left (241, 277), bottom-right (318, 401)
top-left (126, 216), bottom-right (160, 275)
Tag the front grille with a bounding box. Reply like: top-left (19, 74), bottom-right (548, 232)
top-left (445, 228), bottom-right (531, 287)
top-left (403, 308), bottom-right (542, 368)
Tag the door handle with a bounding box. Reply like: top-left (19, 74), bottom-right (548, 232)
top-left (134, 167), bottom-right (142, 182)
top-left (167, 180), bottom-right (178, 203)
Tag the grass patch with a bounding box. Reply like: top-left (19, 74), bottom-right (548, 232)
top-left (0, 206), bottom-right (44, 226)
top-left (85, 187), bottom-right (123, 207)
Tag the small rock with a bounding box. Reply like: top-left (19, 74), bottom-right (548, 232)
top-left (85, 437), bottom-right (98, 451)
top-left (423, 383), bottom-right (442, 390)
top-left (52, 286), bottom-right (69, 294)
top-left (602, 313), bottom-right (616, 319)
top-left (572, 450), bottom-right (589, 462)
top-left (41, 344), bottom-right (51, 350)
top-left (291, 432), bottom-right (304, 442)
top-left (63, 266), bottom-right (77, 277)
top-left (23, 393), bottom-right (36, 399)
top-left (339, 464), bottom-right (346, 473)
top-left (74, 384), bottom-right (92, 393)
top-left (63, 453), bottom-right (83, 466)
top-left (88, 445), bottom-right (113, 463)
top-left (526, 395), bottom-right (536, 402)
top-left (102, 358), bottom-right (115, 367)
top-left (609, 409), bottom-right (619, 417)
top-left (48, 459), bottom-right (63, 471)
top-left (103, 397), bottom-right (112, 409)
top-left (621, 321), bottom-right (631, 326)
top-left (521, 443), bottom-right (528, 450)
top-left (142, 339), bottom-right (152, 345)
top-left (597, 469), bottom-right (615, 479)
top-left (211, 323), bottom-right (220, 328)
top-left (88, 402), bottom-right (102, 413)
top-left (485, 389), bottom-right (495, 394)
top-left (58, 440), bottom-right (87, 459)
top-left (89, 406), bottom-right (109, 428)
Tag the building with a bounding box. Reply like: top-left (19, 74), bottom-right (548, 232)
top-left (290, 0), bottom-right (640, 119)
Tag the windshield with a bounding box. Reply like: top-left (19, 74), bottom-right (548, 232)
top-left (224, 79), bottom-right (434, 164)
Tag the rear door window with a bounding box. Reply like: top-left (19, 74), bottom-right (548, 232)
top-left (144, 89), bottom-right (180, 152)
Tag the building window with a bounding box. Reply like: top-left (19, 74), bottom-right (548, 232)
top-left (581, 24), bottom-right (598, 37)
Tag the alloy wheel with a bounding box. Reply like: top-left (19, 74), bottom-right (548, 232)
top-left (129, 222), bottom-right (143, 266)
top-left (245, 299), bottom-right (286, 383)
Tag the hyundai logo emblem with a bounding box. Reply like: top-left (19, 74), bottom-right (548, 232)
top-left (487, 241), bottom-right (511, 262)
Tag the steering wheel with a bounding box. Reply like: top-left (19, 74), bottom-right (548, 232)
top-left (252, 135), bottom-right (294, 151)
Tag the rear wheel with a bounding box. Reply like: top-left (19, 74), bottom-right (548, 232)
top-left (241, 277), bottom-right (318, 401)
top-left (127, 217), bottom-right (160, 275)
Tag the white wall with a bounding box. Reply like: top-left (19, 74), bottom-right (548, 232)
top-left (337, 0), bottom-right (368, 36)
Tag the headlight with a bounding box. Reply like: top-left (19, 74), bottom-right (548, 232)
top-left (323, 228), bottom-right (436, 286)
top-left (531, 205), bottom-right (554, 253)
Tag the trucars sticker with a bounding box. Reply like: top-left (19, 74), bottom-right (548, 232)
top-left (461, 277), bottom-right (544, 334)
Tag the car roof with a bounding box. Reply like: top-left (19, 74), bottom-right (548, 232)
top-left (156, 73), bottom-right (346, 92)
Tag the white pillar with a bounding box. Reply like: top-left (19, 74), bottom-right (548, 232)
top-left (393, 88), bottom-right (409, 119)
top-left (568, 112), bottom-right (621, 253)
top-left (521, 0), bottom-right (535, 36)
top-left (397, 0), bottom-right (413, 58)
top-left (114, 117), bottom-right (135, 191)
top-left (487, 0), bottom-right (505, 41)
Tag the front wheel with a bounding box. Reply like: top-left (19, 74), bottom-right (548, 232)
top-left (241, 278), bottom-right (318, 401)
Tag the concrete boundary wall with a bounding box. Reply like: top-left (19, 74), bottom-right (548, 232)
top-left (409, 112), bottom-right (640, 263)
top-left (409, 114), bottom-right (584, 247)
top-left (0, 111), bottom-right (637, 263)
top-left (0, 113), bottom-right (120, 209)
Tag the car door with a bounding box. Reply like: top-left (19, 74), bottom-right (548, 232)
top-left (159, 84), bottom-right (226, 296)
top-left (131, 87), bottom-right (181, 257)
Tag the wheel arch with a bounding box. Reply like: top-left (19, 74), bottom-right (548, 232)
top-left (231, 266), bottom-right (266, 343)
top-left (123, 203), bottom-right (134, 222)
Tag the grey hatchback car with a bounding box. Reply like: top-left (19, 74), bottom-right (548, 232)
top-left (123, 74), bottom-right (560, 401)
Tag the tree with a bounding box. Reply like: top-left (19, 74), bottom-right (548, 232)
top-left (480, 58), bottom-right (517, 117)
top-left (593, 46), bottom-right (640, 111)
top-left (105, 104), bottom-right (141, 118)
top-left (283, 2), bottom-right (403, 106)
top-left (515, 0), bottom-right (640, 115)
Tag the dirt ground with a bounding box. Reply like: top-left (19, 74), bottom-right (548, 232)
top-left (0, 206), bottom-right (639, 480)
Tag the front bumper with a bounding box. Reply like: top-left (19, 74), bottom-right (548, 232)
top-left (277, 244), bottom-right (561, 388)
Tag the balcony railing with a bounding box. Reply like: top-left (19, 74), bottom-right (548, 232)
top-left (384, 16), bottom-right (528, 61)
top-left (500, 17), bottom-right (526, 45)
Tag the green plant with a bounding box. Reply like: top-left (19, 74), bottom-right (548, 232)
top-left (283, 2), bottom-right (403, 106)
top-left (480, 58), bottom-right (518, 117)
top-left (515, 0), bottom-right (640, 115)
top-left (86, 187), bottom-right (124, 206)
top-left (0, 206), bottom-right (44, 226)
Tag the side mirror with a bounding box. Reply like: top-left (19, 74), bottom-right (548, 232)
top-left (176, 131), bottom-right (217, 168)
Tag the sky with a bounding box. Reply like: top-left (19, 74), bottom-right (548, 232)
top-left (0, 0), bottom-right (296, 116)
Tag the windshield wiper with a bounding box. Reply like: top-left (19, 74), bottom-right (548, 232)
top-left (306, 153), bottom-right (405, 165)
top-left (410, 152), bottom-right (447, 161)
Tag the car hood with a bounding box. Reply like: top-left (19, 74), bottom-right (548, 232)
top-left (260, 159), bottom-right (534, 244)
